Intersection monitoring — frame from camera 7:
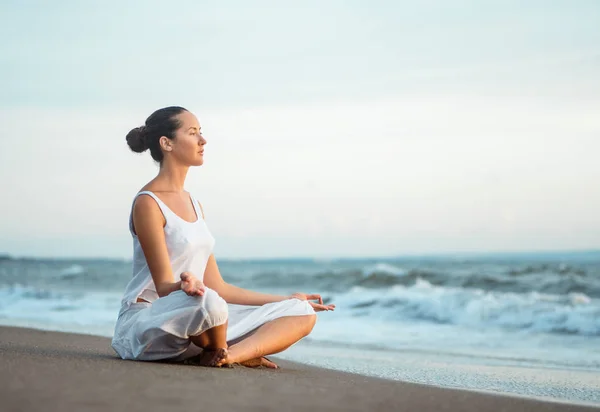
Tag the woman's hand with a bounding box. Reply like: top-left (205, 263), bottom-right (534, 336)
top-left (290, 292), bottom-right (335, 312)
top-left (180, 272), bottom-right (206, 297)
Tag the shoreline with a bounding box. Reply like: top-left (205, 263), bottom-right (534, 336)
top-left (2, 320), bottom-right (600, 406)
top-left (1, 318), bottom-right (597, 373)
top-left (1, 326), bottom-right (598, 411)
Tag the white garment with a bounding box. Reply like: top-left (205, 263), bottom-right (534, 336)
top-left (111, 190), bottom-right (315, 361)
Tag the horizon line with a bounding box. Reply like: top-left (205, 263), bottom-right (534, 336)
top-left (1, 247), bottom-right (599, 262)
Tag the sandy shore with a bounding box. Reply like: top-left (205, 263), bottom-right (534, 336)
top-left (0, 326), bottom-right (597, 412)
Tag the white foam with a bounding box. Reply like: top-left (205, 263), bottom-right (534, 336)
top-left (340, 279), bottom-right (598, 336)
top-left (59, 264), bottom-right (86, 276)
top-left (362, 262), bottom-right (408, 277)
top-left (0, 285), bottom-right (120, 330)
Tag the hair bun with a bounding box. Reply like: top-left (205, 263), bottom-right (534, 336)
top-left (126, 126), bottom-right (149, 153)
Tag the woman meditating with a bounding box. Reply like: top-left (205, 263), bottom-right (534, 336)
top-left (111, 106), bottom-right (335, 368)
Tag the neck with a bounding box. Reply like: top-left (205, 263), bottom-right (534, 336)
top-left (155, 159), bottom-right (189, 192)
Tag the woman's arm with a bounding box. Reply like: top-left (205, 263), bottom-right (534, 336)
top-left (133, 195), bottom-right (182, 297)
top-left (202, 254), bottom-right (289, 305)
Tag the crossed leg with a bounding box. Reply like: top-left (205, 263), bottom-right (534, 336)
top-left (218, 314), bottom-right (317, 368)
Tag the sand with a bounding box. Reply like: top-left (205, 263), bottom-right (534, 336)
top-left (0, 326), bottom-right (597, 412)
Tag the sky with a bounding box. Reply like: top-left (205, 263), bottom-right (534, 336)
top-left (0, 0), bottom-right (599, 259)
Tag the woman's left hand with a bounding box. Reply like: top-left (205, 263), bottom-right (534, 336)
top-left (290, 292), bottom-right (335, 312)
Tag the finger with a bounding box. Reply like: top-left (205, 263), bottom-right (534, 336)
top-left (307, 294), bottom-right (323, 304)
top-left (321, 303), bottom-right (335, 311)
top-left (307, 294), bottom-right (322, 304)
top-left (180, 272), bottom-right (189, 281)
top-left (310, 303), bottom-right (333, 312)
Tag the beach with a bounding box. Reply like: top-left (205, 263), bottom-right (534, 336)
top-left (1, 254), bottom-right (600, 405)
top-left (0, 326), bottom-right (597, 412)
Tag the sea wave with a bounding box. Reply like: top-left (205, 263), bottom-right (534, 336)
top-left (2, 275), bottom-right (598, 337)
top-left (332, 279), bottom-right (600, 336)
top-left (0, 285), bottom-right (121, 327)
top-left (2, 256), bottom-right (598, 298)
top-left (246, 263), bottom-right (600, 298)
top-left (59, 264), bottom-right (86, 278)
top-left (1, 255), bottom-right (599, 338)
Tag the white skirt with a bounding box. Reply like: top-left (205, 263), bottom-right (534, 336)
top-left (111, 287), bottom-right (315, 361)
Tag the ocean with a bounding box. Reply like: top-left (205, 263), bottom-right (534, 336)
top-left (1, 250), bottom-right (599, 404)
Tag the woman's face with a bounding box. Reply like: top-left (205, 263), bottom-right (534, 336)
top-left (163, 110), bottom-right (206, 166)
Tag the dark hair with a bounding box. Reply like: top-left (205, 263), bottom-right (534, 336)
top-left (126, 106), bottom-right (188, 162)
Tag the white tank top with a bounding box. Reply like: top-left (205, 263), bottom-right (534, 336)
top-left (119, 190), bottom-right (216, 311)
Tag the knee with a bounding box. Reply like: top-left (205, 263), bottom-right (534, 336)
top-left (300, 314), bottom-right (317, 337)
top-left (203, 289), bottom-right (229, 326)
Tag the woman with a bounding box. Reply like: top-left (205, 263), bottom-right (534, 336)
top-left (111, 106), bottom-right (335, 368)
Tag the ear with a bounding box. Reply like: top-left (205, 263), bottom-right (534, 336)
top-left (159, 136), bottom-right (173, 152)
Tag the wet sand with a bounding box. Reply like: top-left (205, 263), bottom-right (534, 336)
top-left (0, 326), bottom-right (597, 412)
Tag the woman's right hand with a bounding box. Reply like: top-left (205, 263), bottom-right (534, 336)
top-left (180, 272), bottom-right (206, 297)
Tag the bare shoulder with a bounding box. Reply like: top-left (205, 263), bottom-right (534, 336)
top-left (133, 193), bottom-right (161, 214)
top-left (132, 193), bottom-right (166, 230)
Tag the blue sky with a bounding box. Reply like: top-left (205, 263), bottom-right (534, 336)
top-left (1, 1), bottom-right (599, 258)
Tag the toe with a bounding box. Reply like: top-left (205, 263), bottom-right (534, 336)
top-left (262, 357), bottom-right (278, 369)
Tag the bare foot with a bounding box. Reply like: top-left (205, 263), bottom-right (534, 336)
top-left (215, 350), bottom-right (235, 368)
top-left (239, 357), bottom-right (278, 369)
top-left (183, 348), bottom-right (230, 368)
